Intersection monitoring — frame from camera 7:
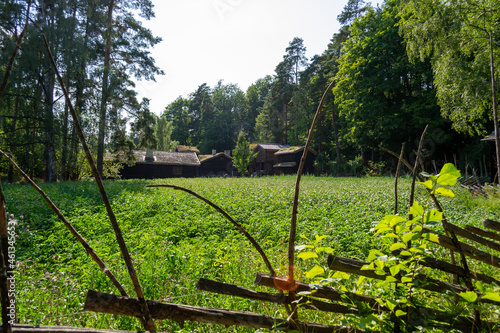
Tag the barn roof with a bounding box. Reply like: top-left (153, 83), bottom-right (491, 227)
top-left (481, 132), bottom-right (496, 142)
top-left (199, 152), bottom-right (233, 163)
top-left (254, 143), bottom-right (291, 151)
top-left (175, 145), bottom-right (200, 154)
top-left (275, 146), bottom-right (317, 155)
top-left (133, 150), bottom-right (200, 166)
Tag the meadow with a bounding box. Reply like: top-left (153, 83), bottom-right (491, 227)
top-left (3, 176), bottom-right (500, 332)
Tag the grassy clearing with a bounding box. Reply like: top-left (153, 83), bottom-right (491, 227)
top-left (4, 176), bottom-right (500, 332)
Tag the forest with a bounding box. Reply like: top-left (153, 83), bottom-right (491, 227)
top-left (0, 0), bottom-right (499, 182)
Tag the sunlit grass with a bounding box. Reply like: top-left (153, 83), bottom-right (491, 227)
top-left (4, 176), bottom-right (500, 331)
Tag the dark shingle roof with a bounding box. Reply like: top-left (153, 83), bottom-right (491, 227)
top-left (255, 143), bottom-right (290, 151)
top-left (481, 132), bottom-right (496, 142)
top-left (275, 146), bottom-right (317, 155)
top-left (199, 152), bottom-right (233, 163)
top-left (133, 150), bottom-right (200, 166)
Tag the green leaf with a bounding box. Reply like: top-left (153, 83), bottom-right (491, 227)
top-left (434, 187), bottom-right (455, 197)
top-left (424, 210), bottom-right (444, 223)
top-left (361, 262), bottom-right (375, 270)
top-left (402, 232), bottom-right (415, 244)
top-left (316, 246), bottom-right (334, 254)
top-left (390, 265), bottom-right (401, 276)
top-left (481, 292), bottom-right (500, 302)
top-left (386, 276), bottom-right (398, 283)
top-left (383, 232), bottom-right (399, 239)
top-left (386, 299), bottom-right (397, 311)
top-left (305, 265), bottom-right (325, 279)
top-left (295, 244), bottom-right (312, 251)
top-left (395, 310), bottom-right (407, 317)
top-left (357, 275), bottom-right (367, 287)
top-left (332, 271), bottom-right (350, 279)
top-left (298, 252), bottom-right (318, 260)
top-left (418, 180), bottom-right (433, 190)
top-left (409, 201), bottom-right (424, 217)
top-left (401, 276), bottom-right (412, 283)
top-left (422, 233), bottom-right (440, 243)
top-left (367, 249), bottom-right (384, 261)
top-left (315, 235), bottom-right (328, 242)
top-left (439, 163), bottom-right (461, 181)
top-left (389, 215), bottom-right (406, 227)
top-left (459, 291), bottom-right (478, 303)
top-left (390, 242), bottom-right (406, 252)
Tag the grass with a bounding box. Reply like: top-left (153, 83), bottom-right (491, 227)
top-left (3, 175), bottom-right (500, 332)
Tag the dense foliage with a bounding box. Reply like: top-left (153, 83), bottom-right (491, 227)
top-left (3, 176), bottom-right (499, 331)
top-left (1, 0), bottom-right (498, 182)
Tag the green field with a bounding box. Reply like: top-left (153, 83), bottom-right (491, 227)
top-left (3, 176), bottom-right (500, 332)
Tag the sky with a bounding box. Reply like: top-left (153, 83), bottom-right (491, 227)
top-left (136, 0), bottom-right (350, 115)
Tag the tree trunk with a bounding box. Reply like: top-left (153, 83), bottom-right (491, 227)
top-left (97, 0), bottom-right (115, 178)
top-left (489, 32), bottom-right (500, 185)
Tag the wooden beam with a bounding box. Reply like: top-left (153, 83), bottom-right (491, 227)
top-left (484, 219), bottom-right (500, 233)
top-left (196, 278), bottom-right (356, 314)
top-left (84, 290), bottom-right (345, 333)
top-left (0, 324), bottom-right (143, 333)
top-left (465, 225), bottom-right (500, 243)
top-left (446, 223), bottom-right (500, 253)
top-left (327, 256), bottom-right (466, 294)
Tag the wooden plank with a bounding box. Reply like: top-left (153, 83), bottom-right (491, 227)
top-left (419, 256), bottom-right (500, 286)
top-left (465, 225), bottom-right (500, 242)
top-left (327, 256), bottom-right (466, 294)
top-left (429, 230), bottom-right (500, 269)
top-left (484, 219), bottom-right (500, 233)
top-left (196, 278), bottom-right (355, 314)
top-left (446, 223), bottom-right (500, 253)
top-left (254, 273), bottom-right (496, 332)
top-left (0, 324), bottom-right (142, 333)
top-left (254, 272), bottom-right (381, 308)
top-left (84, 290), bottom-right (345, 333)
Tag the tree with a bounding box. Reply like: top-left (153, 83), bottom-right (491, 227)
top-left (164, 96), bottom-right (190, 145)
top-left (334, 0), bottom-right (444, 162)
top-left (96, 0), bottom-right (163, 177)
top-left (155, 114), bottom-right (178, 151)
top-left (337, 0), bottom-right (370, 26)
top-left (246, 76), bottom-right (273, 141)
top-left (233, 130), bottom-right (256, 176)
top-left (400, 0), bottom-right (500, 183)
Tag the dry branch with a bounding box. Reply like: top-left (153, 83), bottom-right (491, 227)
top-left (146, 184), bottom-right (274, 276)
top-left (42, 34), bottom-right (155, 332)
top-left (84, 290), bottom-right (347, 333)
top-left (288, 79), bottom-right (337, 286)
top-left (0, 151), bottom-right (127, 297)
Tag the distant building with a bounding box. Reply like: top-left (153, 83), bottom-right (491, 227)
top-left (273, 146), bottom-right (317, 175)
top-left (120, 150), bottom-right (200, 179)
top-left (199, 152), bottom-right (236, 177)
top-left (249, 143), bottom-right (290, 176)
top-left (481, 131), bottom-right (498, 182)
